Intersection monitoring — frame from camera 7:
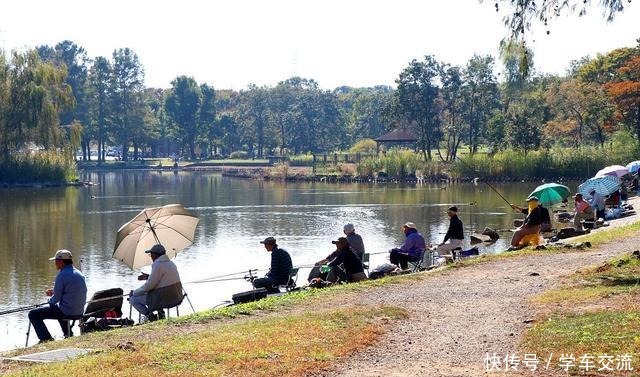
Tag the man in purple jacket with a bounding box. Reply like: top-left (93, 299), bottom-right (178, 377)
top-left (389, 222), bottom-right (426, 269)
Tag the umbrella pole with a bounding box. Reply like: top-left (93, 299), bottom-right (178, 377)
top-left (145, 217), bottom-right (161, 245)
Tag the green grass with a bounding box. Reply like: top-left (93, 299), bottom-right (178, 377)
top-left (572, 221), bottom-right (640, 246)
top-left (522, 310), bottom-right (640, 363)
top-left (5, 306), bottom-right (408, 377)
top-left (0, 152), bottom-right (76, 183)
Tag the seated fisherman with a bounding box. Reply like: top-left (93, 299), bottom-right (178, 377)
top-left (573, 193), bottom-right (593, 232)
top-left (343, 223), bottom-right (365, 260)
top-left (389, 222), bottom-right (426, 270)
top-left (314, 237), bottom-right (367, 283)
top-left (437, 206), bottom-right (464, 256)
top-left (28, 250), bottom-right (87, 343)
top-left (511, 198), bottom-right (552, 233)
top-left (509, 196), bottom-right (544, 249)
top-left (130, 244), bottom-right (183, 322)
top-left (253, 237), bottom-right (293, 293)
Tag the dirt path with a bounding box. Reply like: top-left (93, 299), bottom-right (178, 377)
top-left (315, 207), bottom-right (639, 377)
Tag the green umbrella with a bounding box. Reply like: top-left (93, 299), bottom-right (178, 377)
top-left (528, 183), bottom-right (571, 206)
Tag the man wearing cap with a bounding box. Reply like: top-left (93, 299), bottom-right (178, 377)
top-left (28, 249), bottom-right (87, 343)
top-left (130, 244), bottom-right (182, 321)
top-left (253, 237), bottom-right (293, 293)
top-left (437, 206), bottom-right (464, 256)
top-left (389, 222), bottom-right (426, 270)
top-left (509, 197), bottom-right (545, 249)
top-left (573, 193), bottom-right (593, 232)
top-left (343, 223), bottom-right (365, 260)
top-left (328, 237), bottom-right (367, 283)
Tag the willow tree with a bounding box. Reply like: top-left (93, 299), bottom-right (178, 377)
top-left (0, 50), bottom-right (74, 160)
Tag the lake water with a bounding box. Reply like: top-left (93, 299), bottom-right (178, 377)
top-left (0, 171), bottom-right (569, 351)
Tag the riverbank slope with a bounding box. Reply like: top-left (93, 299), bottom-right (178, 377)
top-left (1, 201), bottom-right (639, 376)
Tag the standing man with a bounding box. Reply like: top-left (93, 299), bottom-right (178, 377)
top-left (437, 206), bottom-right (464, 256)
top-left (130, 244), bottom-right (182, 322)
top-left (253, 237), bottom-right (293, 293)
top-left (589, 189), bottom-right (606, 220)
top-left (343, 223), bottom-right (365, 260)
top-left (389, 222), bottom-right (426, 270)
top-left (573, 193), bottom-right (593, 232)
top-left (28, 250), bottom-right (87, 343)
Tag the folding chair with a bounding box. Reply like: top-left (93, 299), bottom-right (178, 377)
top-left (361, 253), bottom-right (370, 273)
top-left (408, 250), bottom-right (426, 273)
top-left (278, 268), bottom-right (299, 292)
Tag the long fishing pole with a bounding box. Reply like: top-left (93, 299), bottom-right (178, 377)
top-left (0, 302), bottom-right (47, 317)
top-left (484, 180), bottom-right (513, 206)
top-left (454, 155), bottom-right (513, 206)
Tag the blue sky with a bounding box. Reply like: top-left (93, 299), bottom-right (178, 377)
top-left (0, 0), bottom-right (638, 89)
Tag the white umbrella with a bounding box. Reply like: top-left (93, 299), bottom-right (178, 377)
top-left (595, 165), bottom-right (629, 178)
top-left (113, 204), bottom-right (199, 269)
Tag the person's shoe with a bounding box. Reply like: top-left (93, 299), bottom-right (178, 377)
top-left (157, 310), bottom-right (165, 320)
top-left (147, 313), bottom-right (159, 322)
top-left (37, 338), bottom-right (54, 344)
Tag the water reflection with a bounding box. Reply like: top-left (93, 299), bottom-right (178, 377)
top-left (0, 171), bottom-right (569, 351)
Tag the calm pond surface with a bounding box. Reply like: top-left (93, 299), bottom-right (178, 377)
top-left (0, 171), bottom-right (574, 351)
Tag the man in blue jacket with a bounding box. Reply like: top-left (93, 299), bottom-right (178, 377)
top-left (389, 222), bottom-right (426, 270)
top-left (28, 249), bottom-right (87, 343)
top-left (253, 237), bottom-right (293, 293)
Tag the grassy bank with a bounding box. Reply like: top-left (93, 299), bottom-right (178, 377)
top-left (522, 251), bottom-right (640, 374)
top-left (6, 306), bottom-right (407, 377)
top-left (0, 152), bottom-right (76, 184)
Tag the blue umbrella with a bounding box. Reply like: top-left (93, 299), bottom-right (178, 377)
top-left (578, 176), bottom-right (621, 198)
top-left (626, 161), bottom-right (640, 175)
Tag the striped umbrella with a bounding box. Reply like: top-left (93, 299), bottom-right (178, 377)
top-left (578, 176), bottom-right (621, 198)
top-left (626, 161), bottom-right (640, 175)
top-left (528, 183), bottom-right (571, 206)
top-left (595, 165), bottom-right (629, 178)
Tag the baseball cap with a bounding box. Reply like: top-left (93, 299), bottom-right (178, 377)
top-left (49, 249), bottom-right (73, 261)
top-left (527, 196), bottom-right (539, 202)
top-left (260, 237), bottom-right (277, 245)
top-left (331, 236), bottom-right (348, 244)
top-left (343, 223), bottom-right (355, 233)
top-left (448, 206), bottom-right (458, 212)
top-left (145, 244), bottom-right (166, 255)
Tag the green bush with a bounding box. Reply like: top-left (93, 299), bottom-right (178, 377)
top-left (356, 149), bottom-right (444, 178)
top-left (450, 138), bottom-right (639, 180)
top-left (0, 151), bottom-right (77, 183)
top-left (229, 151), bottom-right (250, 159)
top-left (289, 154), bottom-right (314, 167)
top-left (349, 139), bottom-right (377, 154)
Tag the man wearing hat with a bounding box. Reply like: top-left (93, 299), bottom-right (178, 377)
top-left (343, 223), bottom-right (365, 260)
top-left (437, 206), bottom-right (464, 256)
top-left (253, 237), bottom-right (293, 293)
top-left (28, 249), bottom-right (87, 343)
top-left (573, 193), bottom-right (593, 232)
top-left (130, 244), bottom-right (182, 321)
top-left (327, 237), bottom-right (367, 283)
top-left (509, 196), bottom-right (545, 249)
top-left (389, 222), bottom-right (426, 270)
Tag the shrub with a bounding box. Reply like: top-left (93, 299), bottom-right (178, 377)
top-left (229, 151), bottom-right (250, 159)
top-left (349, 139), bottom-right (377, 154)
top-left (0, 151), bottom-right (77, 183)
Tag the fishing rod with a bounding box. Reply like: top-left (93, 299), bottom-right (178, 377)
top-left (454, 155), bottom-right (513, 206)
top-left (0, 302), bottom-right (47, 317)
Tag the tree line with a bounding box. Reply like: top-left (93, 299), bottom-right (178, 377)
top-left (0, 38), bottom-right (639, 164)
